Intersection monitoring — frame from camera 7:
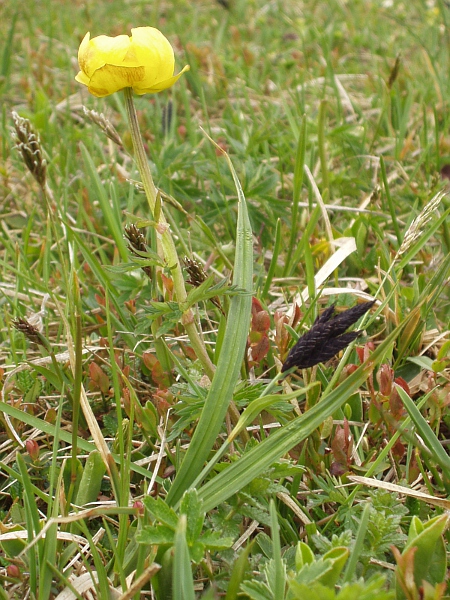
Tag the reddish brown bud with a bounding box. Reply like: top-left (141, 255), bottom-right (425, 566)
top-left (26, 439), bottom-right (40, 462)
top-left (377, 364), bottom-right (394, 397)
top-left (133, 500), bottom-right (145, 516)
top-left (7, 564), bottom-right (21, 579)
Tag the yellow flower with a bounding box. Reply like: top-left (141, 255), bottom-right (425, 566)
top-left (75, 27), bottom-right (189, 98)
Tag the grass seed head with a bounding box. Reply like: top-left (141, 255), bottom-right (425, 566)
top-left (82, 106), bottom-right (123, 146)
top-left (281, 301), bottom-right (375, 373)
top-left (12, 111), bottom-right (47, 189)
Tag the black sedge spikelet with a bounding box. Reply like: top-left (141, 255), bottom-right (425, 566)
top-left (124, 224), bottom-right (153, 279)
top-left (281, 300), bottom-right (375, 373)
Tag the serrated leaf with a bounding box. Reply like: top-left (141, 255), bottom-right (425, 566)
top-left (136, 524), bottom-right (175, 546)
top-left (240, 580), bottom-right (273, 600)
top-left (143, 496), bottom-right (179, 529)
top-left (189, 541), bottom-right (206, 564)
top-left (199, 531), bottom-right (234, 550)
top-left (180, 489), bottom-right (204, 545)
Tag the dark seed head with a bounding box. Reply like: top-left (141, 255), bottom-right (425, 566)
top-left (281, 300), bottom-right (375, 373)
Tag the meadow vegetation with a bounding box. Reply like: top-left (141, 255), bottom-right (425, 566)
top-left (1, 0), bottom-right (450, 598)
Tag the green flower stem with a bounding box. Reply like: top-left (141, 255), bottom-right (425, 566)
top-left (124, 88), bottom-right (215, 379)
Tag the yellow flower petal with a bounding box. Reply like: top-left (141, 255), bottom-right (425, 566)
top-left (75, 70), bottom-right (90, 86)
top-left (131, 27), bottom-right (174, 79)
top-left (133, 64), bottom-right (190, 94)
top-left (75, 27), bottom-right (188, 97)
top-left (87, 64), bottom-right (146, 97)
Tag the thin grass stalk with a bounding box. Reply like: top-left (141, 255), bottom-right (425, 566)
top-left (16, 452), bottom-right (39, 592)
top-left (173, 515), bottom-right (196, 600)
top-left (43, 562), bottom-right (84, 600)
top-left (123, 88), bottom-right (215, 379)
top-left (318, 100), bottom-right (329, 200)
top-left (104, 289), bottom-right (131, 584)
top-left (396, 386), bottom-right (450, 477)
top-left (380, 156), bottom-right (402, 245)
top-left (270, 500), bottom-right (286, 599)
top-left (303, 238), bottom-right (316, 318)
top-left (47, 394), bottom-right (64, 516)
top-left (68, 273), bottom-right (83, 508)
top-left (289, 204), bottom-right (321, 270)
top-left (262, 217), bottom-right (281, 299)
top-left (284, 115), bottom-right (306, 276)
top-left (342, 501), bottom-right (371, 583)
top-left (54, 297), bottom-right (122, 498)
top-left (0, 401), bottom-right (153, 479)
top-left (75, 520), bottom-right (111, 598)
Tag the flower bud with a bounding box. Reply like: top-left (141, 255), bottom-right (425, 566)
top-left (26, 439), bottom-right (40, 462)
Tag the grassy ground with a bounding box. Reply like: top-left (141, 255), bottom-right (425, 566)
top-left (1, 0), bottom-right (450, 598)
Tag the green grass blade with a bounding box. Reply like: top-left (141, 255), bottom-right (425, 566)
top-left (270, 499), bottom-right (286, 600)
top-left (396, 385), bottom-right (450, 478)
top-left (284, 115), bottom-right (306, 276)
top-left (0, 10), bottom-right (17, 79)
top-left (380, 156), bottom-right (402, 246)
top-left (79, 143), bottom-right (129, 261)
top-left (261, 217), bottom-right (282, 299)
top-left (16, 452), bottom-right (40, 593)
top-left (173, 515), bottom-right (196, 600)
top-left (0, 402), bottom-right (152, 480)
top-left (166, 144), bottom-right (253, 507)
top-left (342, 501), bottom-right (370, 583)
top-left (198, 316), bottom-right (413, 512)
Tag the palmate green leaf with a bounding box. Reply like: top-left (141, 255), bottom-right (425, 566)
top-left (166, 140), bottom-right (253, 508)
top-left (143, 496), bottom-right (179, 529)
top-left (136, 525), bottom-right (175, 546)
top-left (180, 489), bottom-right (204, 545)
top-left (198, 313), bottom-right (415, 512)
top-left (140, 301), bottom-right (183, 336)
top-left (105, 259), bottom-right (160, 275)
top-left (184, 274), bottom-right (217, 306)
top-left (200, 530), bottom-right (234, 551)
top-left (189, 541), bottom-right (206, 564)
top-left (240, 579), bottom-right (273, 600)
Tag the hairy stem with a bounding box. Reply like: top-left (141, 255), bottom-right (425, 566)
top-left (123, 88), bottom-right (215, 379)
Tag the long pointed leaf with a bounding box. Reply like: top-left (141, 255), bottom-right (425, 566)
top-left (166, 143), bottom-right (253, 507)
top-left (198, 313), bottom-right (414, 512)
